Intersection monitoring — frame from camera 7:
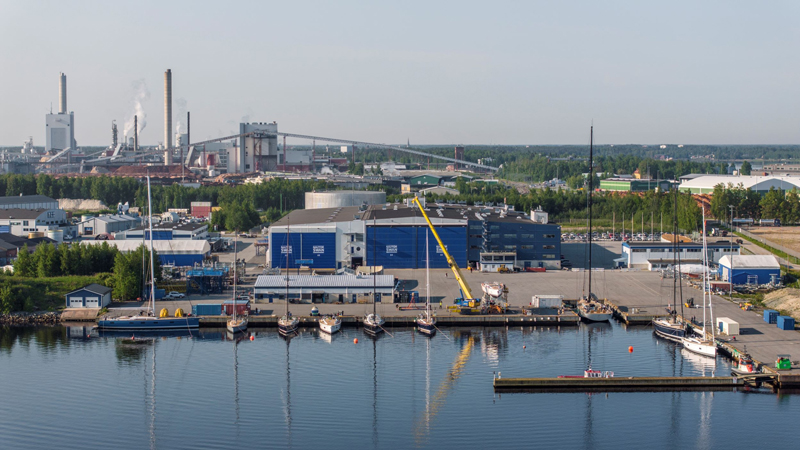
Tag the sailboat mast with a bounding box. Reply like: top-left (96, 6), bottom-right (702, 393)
top-left (286, 208), bottom-right (290, 316)
top-left (373, 217), bottom-right (377, 316)
top-left (146, 175), bottom-right (156, 314)
top-left (588, 126), bottom-right (593, 296)
top-left (701, 207), bottom-right (707, 335)
top-left (233, 238), bottom-right (237, 322)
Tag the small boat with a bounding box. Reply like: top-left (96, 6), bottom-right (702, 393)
top-left (416, 230), bottom-right (436, 336)
top-left (481, 282), bottom-right (505, 298)
top-left (278, 213), bottom-right (298, 337)
top-left (653, 317), bottom-right (687, 342)
top-left (319, 315), bottom-right (341, 334)
top-left (682, 336), bottom-right (716, 357)
top-left (731, 352), bottom-right (758, 375)
top-left (227, 237), bottom-right (248, 334)
top-left (558, 367), bottom-right (615, 379)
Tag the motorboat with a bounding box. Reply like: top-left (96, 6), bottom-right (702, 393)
top-left (731, 352), bottom-right (758, 375)
top-left (481, 282), bottom-right (505, 298)
top-left (319, 315), bottom-right (342, 334)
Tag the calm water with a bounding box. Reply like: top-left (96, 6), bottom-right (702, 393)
top-left (0, 322), bottom-right (797, 450)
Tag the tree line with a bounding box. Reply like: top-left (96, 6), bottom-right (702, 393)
top-left (709, 184), bottom-right (800, 224)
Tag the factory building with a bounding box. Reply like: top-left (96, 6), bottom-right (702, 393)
top-left (719, 255), bottom-right (781, 286)
top-left (621, 241), bottom-right (741, 270)
top-left (267, 203), bottom-right (562, 271)
top-left (83, 240), bottom-right (211, 266)
top-left (236, 122), bottom-right (279, 172)
top-left (0, 195), bottom-right (59, 211)
top-left (305, 191), bottom-right (386, 209)
top-left (115, 222), bottom-right (209, 240)
top-left (78, 214), bottom-right (141, 236)
top-left (253, 274), bottom-right (395, 303)
top-left (679, 175), bottom-right (800, 194)
top-left (45, 73), bottom-right (77, 154)
top-left (599, 178), bottom-right (672, 192)
top-left (0, 209), bottom-right (67, 236)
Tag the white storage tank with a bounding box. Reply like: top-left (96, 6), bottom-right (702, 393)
top-left (531, 295), bottom-right (563, 308)
top-left (305, 191), bottom-right (386, 209)
top-left (717, 317), bottom-right (739, 336)
top-left (47, 229), bottom-right (64, 243)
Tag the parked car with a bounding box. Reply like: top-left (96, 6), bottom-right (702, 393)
top-left (165, 291), bottom-right (185, 299)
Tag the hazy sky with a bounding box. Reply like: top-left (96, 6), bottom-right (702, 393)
top-left (1, 0), bottom-right (798, 146)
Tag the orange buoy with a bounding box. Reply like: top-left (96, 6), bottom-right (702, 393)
top-left (354, 338), bottom-right (359, 344)
top-left (250, 335), bottom-right (255, 341)
top-left (628, 346), bottom-right (634, 353)
top-left (523, 345), bottom-right (526, 349)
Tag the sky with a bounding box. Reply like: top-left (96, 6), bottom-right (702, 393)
top-left (1, 0), bottom-right (798, 147)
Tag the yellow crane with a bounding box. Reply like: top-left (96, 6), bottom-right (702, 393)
top-left (412, 196), bottom-right (479, 309)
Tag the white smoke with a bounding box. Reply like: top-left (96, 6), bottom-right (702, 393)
top-left (123, 79), bottom-right (150, 138)
top-left (175, 97), bottom-right (187, 135)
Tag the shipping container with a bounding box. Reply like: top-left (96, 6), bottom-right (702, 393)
top-left (192, 303), bottom-right (222, 316)
top-left (717, 317), bottom-right (739, 335)
top-left (764, 309), bottom-right (779, 324)
top-left (531, 295), bottom-right (563, 308)
top-left (777, 316), bottom-right (795, 330)
top-left (223, 300), bottom-right (251, 315)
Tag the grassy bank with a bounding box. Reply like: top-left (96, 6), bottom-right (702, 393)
top-left (0, 274), bottom-right (112, 313)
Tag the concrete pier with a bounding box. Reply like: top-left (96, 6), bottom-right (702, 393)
top-left (493, 376), bottom-right (743, 392)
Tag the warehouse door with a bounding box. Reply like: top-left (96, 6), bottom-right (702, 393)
top-left (85, 297), bottom-right (100, 308)
top-left (69, 296), bottom-right (84, 308)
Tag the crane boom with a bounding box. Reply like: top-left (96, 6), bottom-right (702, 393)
top-left (412, 196), bottom-right (475, 300)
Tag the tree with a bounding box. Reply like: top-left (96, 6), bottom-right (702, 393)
top-left (740, 161), bottom-right (752, 176)
top-left (760, 187), bottom-right (784, 220)
top-left (13, 245), bottom-right (34, 277)
top-left (35, 242), bottom-right (60, 278)
top-left (0, 281), bottom-right (21, 314)
top-left (112, 245), bottom-right (161, 301)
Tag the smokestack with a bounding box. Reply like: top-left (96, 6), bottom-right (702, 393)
top-left (164, 69), bottom-right (172, 150)
top-left (59, 73), bottom-right (67, 114)
top-left (134, 115), bottom-right (138, 152)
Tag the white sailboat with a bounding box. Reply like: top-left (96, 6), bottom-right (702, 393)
top-left (278, 210), bottom-right (299, 337)
top-left (227, 237), bottom-right (248, 333)
top-left (319, 314), bottom-right (342, 334)
top-left (681, 209), bottom-right (716, 357)
top-left (416, 229), bottom-right (436, 336)
top-left (653, 186), bottom-right (688, 342)
top-left (577, 126), bottom-right (612, 322)
top-left (364, 218), bottom-right (385, 336)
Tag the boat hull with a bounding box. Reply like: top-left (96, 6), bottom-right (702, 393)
top-left (682, 337), bottom-right (717, 357)
top-left (578, 310), bottom-right (613, 322)
top-left (97, 316), bottom-right (200, 330)
top-left (415, 318), bottom-right (436, 336)
top-left (652, 319), bottom-right (686, 342)
top-left (319, 318), bottom-right (341, 334)
top-left (278, 317), bottom-right (299, 336)
top-left (363, 314), bottom-right (385, 335)
top-left (227, 318), bottom-right (248, 334)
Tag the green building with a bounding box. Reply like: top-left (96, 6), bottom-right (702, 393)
top-left (600, 178), bottom-right (671, 192)
top-left (408, 175), bottom-right (442, 186)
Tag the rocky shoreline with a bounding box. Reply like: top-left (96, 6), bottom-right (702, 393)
top-left (0, 312), bottom-right (61, 326)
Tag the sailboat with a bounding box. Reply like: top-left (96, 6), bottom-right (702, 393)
top-left (652, 186), bottom-right (688, 342)
top-left (278, 210), bottom-right (299, 337)
top-left (577, 126), bottom-right (612, 322)
top-left (681, 208), bottom-right (717, 357)
top-left (416, 229), bottom-right (436, 336)
top-left (227, 237), bottom-right (248, 333)
top-left (319, 314), bottom-right (342, 334)
top-left (364, 218), bottom-right (385, 335)
top-left (98, 175), bottom-right (199, 330)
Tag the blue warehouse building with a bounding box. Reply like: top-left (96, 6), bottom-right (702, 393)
top-left (268, 201), bottom-right (562, 271)
top-left (719, 255), bottom-right (781, 285)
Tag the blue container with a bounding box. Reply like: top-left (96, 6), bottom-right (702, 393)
top-left (777, 316), bottom-right (795, 331)
top-left (192, 303), bottom-right (222, 316)
top-left (764, 309), bottom-right (779, 324)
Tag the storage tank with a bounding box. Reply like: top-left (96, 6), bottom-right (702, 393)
top-left (46, 229), bottom-right (64, 243)
top-left (28, 232), bottom-right (45, 239)
top-left (305, 191), bottom-right (386, 209)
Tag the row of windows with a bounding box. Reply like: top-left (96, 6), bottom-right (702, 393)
top-left (483, 233), bottom-right (558, 240)
top-left (631, 248), bottom-right (736, 253)
top-left (482, 244), bottom-right (556, 251)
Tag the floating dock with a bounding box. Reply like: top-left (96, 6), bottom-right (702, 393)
top-left (493, 376), bottom-right (743, 392)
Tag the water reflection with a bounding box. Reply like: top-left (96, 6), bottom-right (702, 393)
top-left (281, 334), bottom-right (293, 449)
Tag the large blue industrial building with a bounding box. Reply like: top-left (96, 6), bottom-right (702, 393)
top-left (268, 201), bottom-right (562, 271)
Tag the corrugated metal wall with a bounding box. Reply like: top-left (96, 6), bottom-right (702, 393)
top-left (724, 267), bottom-right (780, 285)
top-left (366, 225), bottom-right (466, 269)
top-left (158, 254), bottom-right (204, 267)
top-left (145, 230), bottom-right (173, 240)
top-left (271, 232), bottom-right (336, 269)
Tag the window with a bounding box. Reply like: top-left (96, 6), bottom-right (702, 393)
top-left (543, 244), bottom-right (556, 249)
top-left (470, 224), bottom-right (483, 231)
top-left (503, 234), bottom-right (517, 239)
top-left (521, 234), bottom-right (534, 240)
top-left (543, 254), bottom-right (556, 259)
top-left (47, 212), bottom-right (55, 218)
top-left (490, 225), bottom-right (500, 231)
top-left (632, 249), bottom-right (647, 253)
top-left (504, 245), bottom-right (516, 250)
top-left (23, 221), bottom-right (28, 226)
top-left (543, 234), bottom-right (556, 239)
top-left (685, 249), bottom-right (701, 253)
top-left (490, 234), bottom-right (499, 239)
top-left (521, 245), bottom-right (534, 250)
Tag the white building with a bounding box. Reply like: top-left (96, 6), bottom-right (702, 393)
top-left (0, 195), bottom-right (59, 211)
top-left (79, 214), bottom-right (141, 236)
top-left (679, 175), bottom-right (800, 194)
top-left (621, 240), bottom-right (740, 270)
top-left (115, 221), bottom-right (209, 240)
top-left (0, 208), bottom-right (67, 236)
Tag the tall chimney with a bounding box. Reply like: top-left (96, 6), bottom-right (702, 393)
top-left (59, 73), bottom-right (67, 114)
top-left (164, 69), bottom-right (172, 150)
top-left (134, 115), bottom-right (138, 152)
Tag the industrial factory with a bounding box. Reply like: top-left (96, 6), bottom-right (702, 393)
top-left (267, 194), bottom-right (562, 272)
